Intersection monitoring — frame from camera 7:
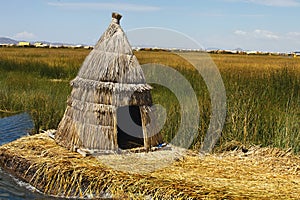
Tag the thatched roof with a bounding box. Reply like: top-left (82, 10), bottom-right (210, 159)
top-left (55, 13), bottom-right (162, 152)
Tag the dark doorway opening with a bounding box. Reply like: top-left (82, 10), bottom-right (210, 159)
top-left (117, 106), bottom-right (144, 149)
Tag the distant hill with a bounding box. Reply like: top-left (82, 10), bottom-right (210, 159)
top-left (0, 37), bottom-right (87, 47)
top-left (0, 37), bottom-right (18, 44)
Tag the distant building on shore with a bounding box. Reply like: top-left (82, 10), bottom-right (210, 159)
top-left (294, 51), bottom-right (300, 57)
top-left (17, 41), bottom-right (31, 47)
top-left (34, 42), bottom-right (49, 48)
top-left (0, 43), bottom-right (15, 47)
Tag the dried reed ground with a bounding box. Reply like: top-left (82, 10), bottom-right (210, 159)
top-left (0, 133), bottom-right (300, 199)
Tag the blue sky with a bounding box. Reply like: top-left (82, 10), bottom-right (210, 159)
top-left (1, 0), bottom-right (300, 52)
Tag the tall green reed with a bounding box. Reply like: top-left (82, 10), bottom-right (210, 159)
top-left (0, 49), bottom-right (299, 153)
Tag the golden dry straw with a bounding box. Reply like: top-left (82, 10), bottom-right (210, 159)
top-left (0, 133), bottom-right (300, 199)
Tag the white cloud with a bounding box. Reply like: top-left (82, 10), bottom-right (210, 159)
top-left (234, 30), bottom-right (247, 35)
top-left (207, 28), bottom-right (299, 52)
top-left (193, 12), bottom-right (266, 18)
top-left (253, 29), bottom-right (279, 39)
top-left (287, 32), bottom-right (300, 37)
top-left (47, 2), bottom-right (161, 12)
top-left (286, 32), bottom-right (300, 44)
top-left (234, 29), bottom-right (279, 40)
top-left (239, 14), bottom-right (267, 17)
top-left (14, 31), bottom-right (36, 40)
top-left (247, 0), bottom-right (300, 7)
top-left (224, 0), bottom-right (300, 7)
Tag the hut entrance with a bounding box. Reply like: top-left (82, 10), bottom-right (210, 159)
top-left (117, 106), bottom-right (144, 149)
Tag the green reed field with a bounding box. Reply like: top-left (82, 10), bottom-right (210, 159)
top-left (0, 48), bottom-right (299, 152)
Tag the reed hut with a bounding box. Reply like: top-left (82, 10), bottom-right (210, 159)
top-left (55, 13), bottom-right (162, 152)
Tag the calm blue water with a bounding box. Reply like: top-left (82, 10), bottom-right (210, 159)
top-left (0, 113), bottom-right (57, 200)
top-left (0, 168), bottom-right (48, 200)
top-left (0, 113), bottom-right (34, 146)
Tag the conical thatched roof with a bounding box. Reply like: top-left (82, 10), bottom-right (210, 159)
top-left (55, 13), bottom-right (162, 152)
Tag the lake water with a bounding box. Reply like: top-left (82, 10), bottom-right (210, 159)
top-left (0, 113), bottom-right (56, 200)
top-left (0, 168), bottom-right (47, 200)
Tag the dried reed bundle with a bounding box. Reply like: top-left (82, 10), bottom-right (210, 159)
top-left (1, 133), bottom-right (300, 199)
top-left (55, 13), bottom-right (162, 152)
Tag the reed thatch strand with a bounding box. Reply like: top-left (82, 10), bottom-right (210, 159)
top-left (78, 51), bottom-right (146, 84)
top-left (71, 77), bottom-right (152, 92)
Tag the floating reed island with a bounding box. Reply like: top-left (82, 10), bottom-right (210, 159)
top-left (1, 132), bottom-right (300, 199)
top-left (1, 13), bottom-right (300, 199)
